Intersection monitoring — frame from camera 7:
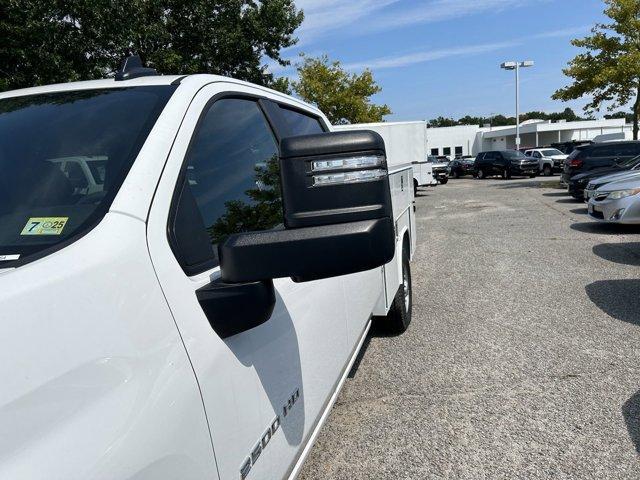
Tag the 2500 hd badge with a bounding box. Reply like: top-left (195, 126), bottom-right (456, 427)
top-left (240, 389), bottom-right (301, 479)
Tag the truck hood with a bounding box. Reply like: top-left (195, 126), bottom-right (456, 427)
top-left (0, 214), bottom-right (210, 479)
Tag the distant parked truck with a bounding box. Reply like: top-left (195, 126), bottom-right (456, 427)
top-left (334, 121), bottom-right (438, 194)
top-left (426, 155), bottom-right (450, 184)
top-left (524, 148), bottom-right (568, 176)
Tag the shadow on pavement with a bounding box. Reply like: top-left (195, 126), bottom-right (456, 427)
top-left (348, 320), bottom-right (404, 379)
top-left (571, 222), bottom-right (640, 235)
top-left (593, 243), bottom-right (640, 266)
top-left (570, 207), bottom-right (588, 215)
top-left (556, 197), bottom-right (582, 204)
top-left (493, 179), bottom-right (562, 190)
top-left (623, 390), bottom-right (640, 454)
top-left (347, 334), bottom-right (372, 379)
top-left (543, 191), bottom-right (569, 197)
top-left (585, 279), bottom-right (640, 326)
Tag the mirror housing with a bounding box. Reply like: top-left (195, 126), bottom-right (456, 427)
top-left (219, 130), bottom-right (395, 283)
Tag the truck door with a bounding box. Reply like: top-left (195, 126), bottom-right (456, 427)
top-left (146, 84), bottom-right (350, 480)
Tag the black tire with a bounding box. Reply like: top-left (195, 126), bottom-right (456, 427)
top-left (452, 170), bottom-right (460, 179)
top-left (377, 249), bottom-right (412, 334)
top-left (477, 168), bottom-right (485, 179)
top-left (529, 173), bottom-right (537, 178)
top-left (413, 179), bottom-right (418, 196)
top-left (502, 168), bottom-right (511, 180)
top-left (543, 165), bottom-right (552, 176)
top-left (440, 177), bottom-right (448, 185)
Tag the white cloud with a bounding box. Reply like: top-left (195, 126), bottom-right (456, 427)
top-left (341, 26), bottom-right (589, 72)
top-left (529, 25), bottom-right (591, 39)
top-left (367, 0), bottom-right (545, 31)
top-left (343, 41), bottom-right (520, 71)
top-left (294, 0), bottom-right (399, 45)
top-left (293, 0), bottom-right (547, 45)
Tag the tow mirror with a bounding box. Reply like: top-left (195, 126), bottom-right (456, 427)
top-left (218, 130), bottom-right (395, 283)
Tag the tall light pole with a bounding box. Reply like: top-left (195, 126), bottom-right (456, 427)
top-left (500, 60), bottom-right (534, 150)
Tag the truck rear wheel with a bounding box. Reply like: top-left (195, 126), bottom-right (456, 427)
top-left (439, 177), bottom-right (448, 185)
top-left (543, 164), bottom-right (552, 176)
top-left (377, 249), bottom-right (412, 334)
top-left (477, 168), bottom-right (485, 179)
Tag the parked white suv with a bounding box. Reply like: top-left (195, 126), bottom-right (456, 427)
top-left (0, 57), bottom-right (416, 480)
top-left (524, 148), bottom-right (568, 176)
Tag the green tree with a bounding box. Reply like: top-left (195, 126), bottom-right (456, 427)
top-left (604, 110), bottom-right (635, 123)
top-left (428, 116), bottom-right (458, 128)
top-left (552, 0), bottom-right (640, 138)
top-left (292, 55), bottom-right (391, 124)
top-left (208, 155), bottom-right (283, 245)
top-left (0, 0), bottom-right (303, 92)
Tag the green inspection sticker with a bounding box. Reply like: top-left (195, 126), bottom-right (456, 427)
top-left (21, 217), bottom-right (69, 236)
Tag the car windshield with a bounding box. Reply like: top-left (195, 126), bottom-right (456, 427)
top-left (502, 150), bottom-right (527, 159)
top-left (541, 149), bottom-right (563, 156)
top-left (0, 86), bottom-right (175, 267)
top-left (617, 154), bottom-right (640, 168)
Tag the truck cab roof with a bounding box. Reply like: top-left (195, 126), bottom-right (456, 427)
top-left (0, 74), bottom-right (323, 116)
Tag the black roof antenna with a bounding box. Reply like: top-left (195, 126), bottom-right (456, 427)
top-left (114, 54), bottom-right (157, 81)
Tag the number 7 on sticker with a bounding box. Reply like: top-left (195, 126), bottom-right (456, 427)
top-left (21, 217), bottom-right (68, 236)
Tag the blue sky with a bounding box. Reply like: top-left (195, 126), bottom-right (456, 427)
top-left (273, 0), bottom-right (609, 121)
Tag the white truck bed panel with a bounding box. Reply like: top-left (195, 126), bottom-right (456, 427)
top-left (333, 121), bottom-right (436, 186)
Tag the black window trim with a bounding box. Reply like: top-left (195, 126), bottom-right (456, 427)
top-left (167, 91), bottom-right (307, 277)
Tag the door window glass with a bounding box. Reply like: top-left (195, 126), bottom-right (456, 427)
top-left (278, 106), bottom-right (325, 136)
top-left (173, 98), bottom-right (282, 271)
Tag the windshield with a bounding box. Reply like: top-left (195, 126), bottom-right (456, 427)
top-left (617, 154), bottom-right (640, 168)
top-left (541, 149), bottom-right (563, 156)
top-left (502, 150), bottom-right (527, 160)
top-left (0, 86), bottom-right (175, 267)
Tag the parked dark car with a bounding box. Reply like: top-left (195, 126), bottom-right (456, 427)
top-left (449, 156), bottom-right (475, 178)
top-left (551, 140), bottom-right (592, 155)
top-left (561, 141), bottom-right (640, 189)
top-left (474, 150), bottom-right (538, 179)
top-left (566, 154), bottom-right (640, 199)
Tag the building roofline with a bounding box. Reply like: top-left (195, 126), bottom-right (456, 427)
top-left (481, 118), bottom-right (627, 138)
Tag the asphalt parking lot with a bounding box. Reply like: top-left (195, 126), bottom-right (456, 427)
top-left (299, 176), bottom-right (640, 479)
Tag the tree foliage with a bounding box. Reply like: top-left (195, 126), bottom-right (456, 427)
top-left (292, 55), bottom-right (391, 124)
top-left (208, 155), bottom-right (282, 245)
top-left (0, 0), bottom-right (303, 92)
top-left (552, 0), bottom-right (640, 138)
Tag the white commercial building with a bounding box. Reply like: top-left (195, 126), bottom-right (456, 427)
top-left (427, 118), bottom-right (634, 157)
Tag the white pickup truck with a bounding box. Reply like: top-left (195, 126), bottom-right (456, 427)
top-left (335, 121), bottom-right (437, 194)
top-left (0, 56), bottom-right (416, 480)
top-left (524, 148), bottom-right (568, 176)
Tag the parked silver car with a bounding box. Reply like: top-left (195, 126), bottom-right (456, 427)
top-left (587, 177), bottom-right (640, 223)
top-left (584, 169), bottom-right (640, 201)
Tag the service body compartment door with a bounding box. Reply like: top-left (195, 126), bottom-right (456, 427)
top-left (147, 83), bottom-right (349, 480)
